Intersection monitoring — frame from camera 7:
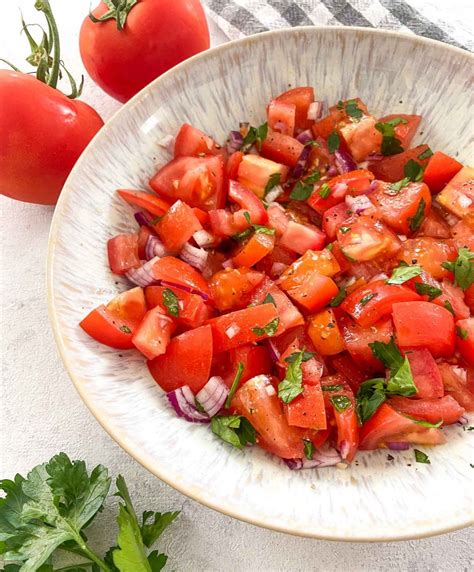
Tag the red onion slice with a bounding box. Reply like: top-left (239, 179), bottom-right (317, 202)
top-left (193, 229), bottom-right (215, 247)
top-left (167, 385), bottom-right (210, 423)
top-left (227, 130), bottom-right (244, 154)
top-left (125, 257), bottom-right (160, 287)
top-left (134, 211), bottom-right (154, 227)
top-left (335, 149), bottom-right (357, 174)
top-left (145, 235), bottom-right (167, 260)
top-left (265, 185), bottom-right (284, 204)
top-left (307, 100), bottom-right (323, 121)
top-left (160, 280), bottom-right (209, 301)
top-left (387, 442), bottom-right (410, 451)
top-left (196, 376), bottom-right (229, 417)
top-left (291, 144), bottom-right (312, 180)
top-left (332, 182), bottom-right (348, 199)
top-left (180, 242), bottom-right (208, 272)
top-left (327, 165), bottom-right (338, 177)
top-left (345, 194), bottom-right (373, 214)
top-left (285, 447), bottom-right (342, 470)
top-left (222, 258), bottom-right (235, 269)
top-left (296, 129), bottom-right (314, 144)
top-left (266, 339), bottom-right (281, 361)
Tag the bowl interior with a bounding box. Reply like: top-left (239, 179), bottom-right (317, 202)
top-left (48, 27), bottom-right (474, 540)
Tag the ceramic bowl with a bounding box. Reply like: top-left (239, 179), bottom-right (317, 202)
top-left (48, 27), bottom-right (474, 541)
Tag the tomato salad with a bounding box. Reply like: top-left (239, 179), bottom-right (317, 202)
top-left (81, 87), bottom-right (474, 469)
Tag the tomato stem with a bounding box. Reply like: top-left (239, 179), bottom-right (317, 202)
top-left (89, 0), bottom-right (138, 31)
top-left (34, 0), bottom-right (60, 88)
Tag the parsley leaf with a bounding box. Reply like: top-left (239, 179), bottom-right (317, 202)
top-left (356, 378), bottom-right (387, 423)
top-left (344, 99), bottom-right (364, 120)
top-left (211, 415), bottom-right (256, 449)
top-left (441, 247), bottom-right (474, 290)
top-left (383, 117), bottom-right (408, 127)
top-left (303, 439), bottom-right (315, 461)
top-left (263, 293), bottom-right (276, 306)
top-left (120, 325), bottom-right (132, 334)
top-left (414, 282), bottom-right (442, 300)
top-left (241, 122), bottom-right (268, 151)
top-left (375, 122), bottom-right (404, 156)
top-left (408, 197), bottom-right (426, 232)
top-left (411, 418), bottom-right (443, 428)
top-left (404, 159), bottom-right (424, 182)
top-left (329, 288), bottom-right (347, 307)
top-left (322, 384), bottom-right (344, 392)
top-left (368, 337), bottom-right (417, 397)
top-left (225, 362), bottom-right (244, 408)
top-left (232, 212), bottom-right (275, 241)
top-left (162, 288), bottom-right (179, 317)
top-left (285, 350), bottom-right (314, 364)
top-left (369, 337), bottom-right (404, 372)
top-left (387, 177), bottom-right (410, 194)
top-left (456, 326), bottom-right (468, 340)
top-left (327, 131), bottom-right (340, 154)
top-left (318, 183), bottom-right (331, 199)
top-left (264, 172), bottom-right (281, 197)
top-left (444, 300), bottom-right (455, 315)
top-left (253, 225), bottom-right (276, 236)
top-left (414, 449), bottom-right (430, 464)
top-left (339, 225), bottom-right (351, 234)
top-left (278, 350), bottom-right (306, 404)
top-left (387, 263), bottom-right (422, 284)
top-left (360, 292), bottom-right (377, 306)
top-left (290, 171), bottom-right (320, 201)
top-left (330, 395), bottom-right (352, 413)
top-left (251, 317), bottom-right (280, 337)
top-left (418, 147), bottom-right (433, 160)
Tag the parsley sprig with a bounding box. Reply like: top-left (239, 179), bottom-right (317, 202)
top-left (441, 247), bottom-right (474, 290)
top-left (375, 121), bottom-right (404, 156)
top-left (241, 122), bottom-right (268, 152)
top-left (278, 349), bottom-right (314, 404)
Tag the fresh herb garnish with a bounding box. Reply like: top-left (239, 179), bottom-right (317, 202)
top-left (404, 159), bottom-right (424, 182)
top-left (263, 293), bottom-right (276, 306)
top-left (408, 197), bottom-right (426, 232)
top-left (211, 415), bottom-right (256, 449)
top-left (369, 337), bottom-right (405, 372)
top-left (318, 182), bottom-right (331, 199)
top-left (327, 130), bottom-right (340, 154)
top-left (375, 121), bottom-right (404, 156)
top-left (411, 418), bottom-right (443, 428)
top-left (441, 247), bottom-right (474, 290)
top-left (233, 211), bottom-right (275, 240)
top-left (285, 350), bottom-right (315, 364)
top-left (444, 300), bottom-right (455, 315)
top-left (456, 326), bottom-right (468, 340)
top-left (339, 225), bottom-right (351, 234)
top-left (120, 325), bottom-right (132, 334)
top-left (290, 170), bottom-right (321, 200)
top-left (329, 288), bottom-right (347, 307)
top-left (241, 121), bottom-right (268, 151)
top-left (418, 147), bottom-right (433, 160)
top-left (162, 288), bottom-right (179, 317)
top-left (344, 98), bottom-right (364, 120)
top-left (264, 172), bottom-right (281, 196)
top-left (251, 317), bottom-right (280, 337)
top-left (360, 293), bottom-right (377, 306)
top-left (330, 395), bottom-right (352, 413)
top-left (322, 384), bottom-right (345, 392)
top-left (414, 449), bottom-right (430, 464)
top-left (414, 282), bottom-right (442, 300)
top-left (387, 263), bottom-right (422, 284)
top-left (225, 362), bottom-right (244, 408)
top-left (387, 177), bottom-right (410, 194)
top-left (326, 242), bottom-right (334, 251)
top-left (383, 117), bottom-right (408, 127)
top-left (356, 378), bottom-right (387, 423)
top-left (278, 349), bottom-right (309, 404)
top-left (303, 439), bottom-right (315, 460)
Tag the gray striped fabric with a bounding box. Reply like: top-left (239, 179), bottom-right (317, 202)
top-left (203, 0), bottom-right (473, 51)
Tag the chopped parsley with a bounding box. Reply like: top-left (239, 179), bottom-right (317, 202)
top-left (263, 293), bottom-right (276, 306)
top-left (356, 378), bottom-right (387, 423)
top-left (343, 99), bottom-right (364, 120)
top-left (322, 384), bottom-right (344, 392)
top-left (441, 247), bottom-right (474, 290)
top-left (414, 282), bottom-right (442, 300)
top-left (411, 418), bottom-right (443, 428)
top-left (225, 362), bottom-right (244, 408)
top-left (241, 121), bottom-right (268, 152)
top-left (119, 325), bottom-right (132, 334)
top-left (251, 317), bottom-right (280, 337)
top-left (233, 211), bottom-right (276, 240)
top-left (264, 172), bottom-right (281, 196)
top-left (383, 117), bottom-right (408, 127)
top-left (290, 170), bottom-right (321, 200)
top-left (329, 288), bottom-right (347, 307)
top-left (162, 288), bottom-right (179, 317)
top-left (285, 350), bottom-right (314, 364)
top-left (327, 130), bottom-right (340, 154)
top-left (414, 449), bottom-right (430, 464)
top-left (418, 147), bottom-right (433, 160)
top-left (375, 121), bottom-right (404, 156)
top-left (211, 415), bottom-right (256, 449)
top-left (318, 183), bottom-right (331, 199)
top-left (387, 263), bottom-right (422, 285)
top-left (444, 300), bottom-right (455, 315)
top-left (359, 292), bottom-right (377, 306)
top-left (278, 349), bottom-right (310, 404)
top-left (408, 197), bottom-right (426, 232)
top-left (386, 177), bottom-right (410, 195)
top-left (456, 326), bottom-right (468, 340)
top-left (303, 439), bottom-right (315, 460)
top-left (339, 226), bottom-right (351, 234)
top-left (330, 395), bottom-right (352, 413)
top-left (404, 159), bottom-right (424, 182)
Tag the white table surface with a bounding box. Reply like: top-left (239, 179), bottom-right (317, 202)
top-left (1, 2), bottom-right (472, 570)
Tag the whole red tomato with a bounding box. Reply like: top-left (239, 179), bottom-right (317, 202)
top-left (80, 0), bottom-right (210, 103)
top-left (0, 70), bottom-right (104, 205)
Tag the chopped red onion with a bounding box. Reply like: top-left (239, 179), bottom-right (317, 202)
top-left (285, 447), bottom-right (342, 470)
top-left (274, 120), bottom-right (286, 132)
top-left (387, 442), bottom-right (410, 451)
top-left (266, 339), bottom-right (281, 361)
top-left (160, 280), bottom-right (209, 301)
top-left (345, 194), bottom-right (373, 214)
top-left (367, 152), bottom-right (383, 162)
top-left (222, 258), bottom-right (235, 269)
top-left (225, 324), bottom-right (241, 339)
top-left (193, 229), bottom-right (215, 247)
top-left (296, 129), bottom-right (314, 144)
top-left (332, 182), bottom-right (348, 199)
top-left (265, 185), bottom-right (284, 204)
top-left (457, 415), bottom-right (469, 426)
top-left (307, 100), bottom-right (323, 121)
top-left (397, 234), bottom-right (408, 242)
top-left (339, 440), bottom-right (350, 460)
top-left (327, 165), bottom-right (338, 177)
top-left (167, 385), bottom-right (210, 423)
top-left (145, 235), bottom-right (167, 260)
top-left (158, 134), bottom-right (175, 152)
top-left (125, 257), bottom-right (160, 287)
top-left (367, 180), bottom-right (378, 194)
top-left (227, 130), bottom-right (244, 154)
top-left (335, 149), bottom-right (358, 174)
top-left (196, 376), bottom-right (229, 417)
top-left (271, 262), bottom-right (287, 276)
top-left (291, 144), bottom-right (312, 180)
top-left (180, 242), bottom-right (208, 272)
top-left (134, 211), bottom-right (154, 227)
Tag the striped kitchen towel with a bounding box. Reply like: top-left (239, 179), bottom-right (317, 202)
top-left (203, 0), bottom-right (473, 51)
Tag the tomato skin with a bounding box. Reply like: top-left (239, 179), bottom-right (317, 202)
top-left (280, 272), bottom-right (338, 313)
top-left (174, 124), bottom-right (222, 157)
top-left (369, 145), bottom-right (431, 183)
top-left (438, 363), bottom-right (474, 411)
top-left (329, 353), bottom-right (368, 393)
top-left (286, 383), bottom-right (327, 430)
top-left (392, 301), bottom-right (455, 358)
top-left (208, 267), bottom-right (264, 311)
top-left (456, 318), bottom-right (474, 366)
top-left (436, 166), bottom-right (474, 218)
top-left (156, 200), bottom-right (202, 253)
top-left (278, 221), bottom-right (326, 255)
top-left (107, 234), bottom-right (140, 275)
top-left (405, 348), bottom-right (444, 398)
top-left (389, 395), bottom-right (464, 426)
top-left (0, 71), bottom-right (103, 205)
top-left (226, 151), bottom-right (244, 181)
top-left (232, 375), bottom-right (306, 459)
top-left (307, 309), bottom-right (345, 355)
top-left (132, 306), bottom-right (175, 359)
top-left (228, 181), bottom-right (268, 225)
top-left (423, 151), bottom-right (463, 194)
top-left (207, 303), bottom-right (280, 353)
top-left (340, 115), bottom-right (382, 162)
top-left (80, 0), bottom-right (210, 102)
top-left (148, 324), bottom-right (213, 393)
top-left (145, 285), bottom-right (212, 328)
top-left (152, 256), bottom-right (210, 297)
top-left (268, 99), bottom-right (296, 137)
top-left (377, 114), bottom-right (421, 150)
top-left (117, 189), bottom-right (170, 216)
top-left (260, 131), bottom-right (304, 167)
top-left (371, 181), bottom-right (432, 235)
top-left (341, 280), bottom-right (421, 327)
top-left (359, 403), bottom-right (445, 449)
top-left (275, 87), bottom-right (314, 131)
top-left (232, 232), bottom-right (275, 267)
top-left (237, 154), bottom-right (289, 197)
top-left (337, 215), bottom-right (401, 262)
top-left (419, 206), bottom-right (451, 239)
top-left (322, 202), bottom-right (352, 241)
top-left (397, 237), bottom-right (457, 280)
top-left (224, 345), bottom-right (273, 388)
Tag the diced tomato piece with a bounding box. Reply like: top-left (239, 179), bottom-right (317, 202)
top-left (137, 225), bottom-right (154, 259)
top-left (437, 281), bottom-right (470, 320)
top-left (275, 86), bottom-right (314, 131)
top-left (359, 403), bottom-right (446, 449)
top-left (224, 345), bottom-right (273, 388)
top-left (232, 232), bottom-right (275, 267)
top-left (226, 151), bottom-right (244, 181)
top-left (466, 284), bottom-right (474, 313)
top-left (337, 215), bottom-right (401, 262)
top-left (322, 202), bottom-right (352, 241)
top-left (329, 353), bottom-right (368, 393)
top-left (268, 99), bottom-right (296, 137)
top-left (377, 114), bottom-right (421, 150)
top-left (256, 244), bottom-right (297, 279)
top-left (207, 303), bottom-right (279, 353)
top-left (389, 395), bottom-right (464, 426)
top-left (419, 206), bottom-right (451, 238)
top-left (423, 151), bottom-right (463, 194)
top-left (286, 383), bottom-right (327, 430)
top-left (249, 277), bottom-right (304, 333)
top-left (371, 181), bottom-right (432, 235)
top-left (267, 203), bottom-right (289, 236)
top-left (117, 189), bottom-right (171, 217)
top-left (456, 318), bottom-right (474, 366)
top-left (232, 375), bottom-right (305, 459)
top-left (278, 221), bottom-right (326, 255)
top-left (260, 131), bottom-right (304, 168)
top-left (80, 287), bottom-right (147, 349)
top-left (156, 200), bottom-right (202, 253)
top-left (237, 154), bottom-right (289, 197)
top-left (229, 180), bottom-right (268, 226)
top-left (174, 123), bottom-right (222, 157)
top-left (132, 306), bottom-right (175, 360)
top-left (438, 362), bottom-right (474, 411)
top-left (107, 234), bottom-right (140, 275)
top-left (451, 213), bottom-right (474, 251)
top-left (149, 155), bottom-right (225, 211)
top-left (151, 257), bottom-right (210, 298)
top-left (145, 285), bottom-right (212, 328)
top-left (320, 375), bottom-right (359, 461)
top-left (338, 315), bottom-right (394, 371)
top-left (392, 301), bottom-right (455, 358)
top-left (369, 145), bottom-right (431, 183)
top-left (312, 115), bottom-right (337, 140)
top-left (397, 237), bottom-right (457, 280)
top-left (307, 309), bottom-right (345, 355)
top-left (209, 267), bottom-right (264, 311)
top-left (341, 279), bottom-right (421, 327)
top-left (148, 324), bottom-right (213, 393)
top-left (208, 209), bottom-right (239, 237)
top-left (405, 348), bottom-right (444, 398)
top-left (436, 166), bottom-right (474, 218)
top-left (340, 115), bottom-right (383, 162)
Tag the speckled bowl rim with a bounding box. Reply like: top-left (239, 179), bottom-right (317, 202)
top-left (47, 26), bottom-right (474, 542)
